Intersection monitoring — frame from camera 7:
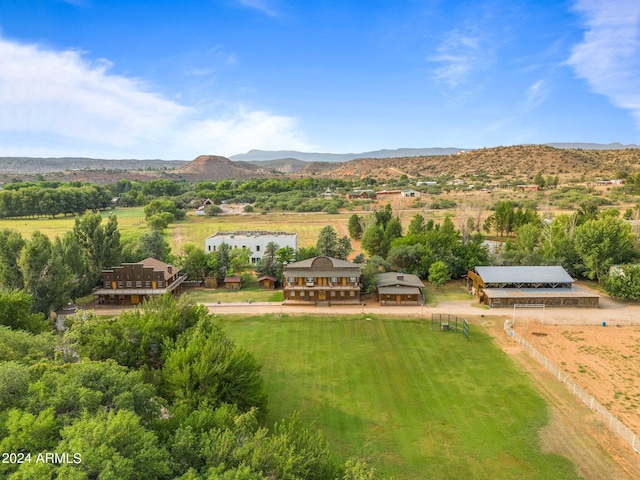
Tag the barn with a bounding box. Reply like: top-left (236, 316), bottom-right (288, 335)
top-left (468, 266), bottom-right (599, 308)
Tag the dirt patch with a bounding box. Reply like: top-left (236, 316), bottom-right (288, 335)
top-left (516, 322), bottom-right (640, 437)
top-left (487, 321), bottom-right (640, 479)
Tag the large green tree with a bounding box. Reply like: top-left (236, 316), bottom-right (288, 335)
top-left (574, 216), bottom-right (635, 282)
top-left (18, 232), bottom-right (69, 315)
top-left (0, 229), bottom-right (25, 290)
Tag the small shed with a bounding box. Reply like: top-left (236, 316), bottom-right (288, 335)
top-left (257, 275), bottom-right (277, 290)
top-left (204, 276), bottom-right (218, 289)
top-left (223, 276), bottom-right (241, 290)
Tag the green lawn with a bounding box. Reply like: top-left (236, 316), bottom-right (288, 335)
top-left (423, 280), bottom-right (475, 306)
top-left (219, 315), bottom-right (580, 480)
top-left (183, 288), bottom-right (284, 303)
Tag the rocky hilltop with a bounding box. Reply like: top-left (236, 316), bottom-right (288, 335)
top-left (174, 155), bottom-right (269, 181)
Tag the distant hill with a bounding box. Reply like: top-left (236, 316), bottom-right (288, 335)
top-left (544, 142), bottom-right (640, 150)
top-left (246, 158), bottom-right (310, 173)
top-left (316, 145), bottom-right (640, 180)
top-left (0, 157), bottom-right (188, 174)
top-left (174, 155), bottom-right (269, 181)
top-left (230, 147), bottom-right (466, 163)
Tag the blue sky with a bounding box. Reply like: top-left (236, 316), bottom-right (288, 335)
top-left (0, 0), bottom-right (638, 159)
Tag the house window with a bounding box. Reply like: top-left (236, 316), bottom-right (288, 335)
top-left (126, 281), bottom-right (132, 288)
top-left (309, 291), bottom-right (315, 297)
top-left (349, 277), bottom-right (358, 283)
top-left (104, 282), bottom-right (110, 289)
top-left (331, 291), bottom-right (336, 297)
top-left (288, 277), bottom-right (296, 283)
top-left (212, 246), bottom-right (216, 252)
top-left (349, 291), bottom-right (355, 297)
top-left (145, 281), bottom-right (150, 288)
top-left (290, 291), bottom-right (295, 297)
top-left (340, 291), bottom-right (345, 297)
top-left (136, 281), bottom-right (142, 288)
top-left (158, 281), bottom-right (163, 288)
top-left (307, 277), bottom-right (314, 282)
top-left (256, 245), bottom-right (260, 252)
top-left (117, 282), bottom-right (123, 288)
top-left (331, 277), bottom-right (338, 283)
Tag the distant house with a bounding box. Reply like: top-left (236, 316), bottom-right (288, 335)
top-left (375, 189), bottom-right (401, 197)
top-left (205, 231), bottom-right (297, 264)
top-left (417, 181), bottom-right (437, 187)
top-left (345, 189), bottom-right (377, 200)
top-left (223, 276), bottom-right (241, 290)
top-left (516, 184), bottom-right (541, 191)
top-left (257, 275), bottom-right (277, 290)
top-left (401, 189), bottom-right (421, 198)
top-left (93, 257), bottom-right (186, 305)
top-left (283, 256), bottom-right (362, 305)
top-left (375, 272), bottom-right (424, 306)
top-left (322, 188), bottom-right (336, 199)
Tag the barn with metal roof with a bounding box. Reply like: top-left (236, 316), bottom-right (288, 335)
top-left (468, 266), bottom-right (599, 308)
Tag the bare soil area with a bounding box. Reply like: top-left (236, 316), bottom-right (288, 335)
top-left (515, 321), bottom-right (640, 438)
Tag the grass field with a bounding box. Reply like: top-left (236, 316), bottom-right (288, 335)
top-left (0, 207), bottom-right (148, 244)
top-left (167, 211), bottom-right (359, 252)
top-left (184, 287), bottom-right (284, 303)
top-left (219, 315), bottom-right (580, 480)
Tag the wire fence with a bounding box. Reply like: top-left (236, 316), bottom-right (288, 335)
top-left (504, 321), bottom-right (640, 453)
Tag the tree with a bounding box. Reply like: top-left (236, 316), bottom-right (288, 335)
top-left (55, 410), bottom-right (170, 480)
top-left (147, 212), bottom-right (174, 231)
top-left (295, 246), bottom-right (319, 261)
top-left (374, 203), bottom-right (393, 229)
top-left (407, 214), bottom-right (426, 236)
top-left (0, 290), bottom-right (47, 333)
top-left (68, 211), bottom-right (121, 294)
top-left (348, 214), bottom-right (363, 240)
top-left (428, 260), bottom-right (451, 286)
top-left (0, 229), bottom-right (25, 290)
top-left (384, 217), bottom-right (403, 245)
top-left (18, 231), bottom-right (69, 314)
top-left (361, 224), bottom-right (387, 258)
top-left (335, 236), bottom-right (352, 260)
top-left (205, 205), bottom-right (223, 217)
top-left (574, 216), bottom-right (634, 282)
top-left (317, 226), bottom-right (338, 257)
top-left (180, 244), bottom-right (208, 282)
top-left (256, 241), bottom-right (280, 278)
top-left (604, 265), bottom-right (640, 300)
top-left (137, 230), bottom-right (172, 262)
top-left (161, 317), bottom-right (267, 415)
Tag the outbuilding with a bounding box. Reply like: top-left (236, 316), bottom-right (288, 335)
top-left (468, 266), bottom-right (599, 308)
top-left (375, 272), bottom-right (425, 306)
top-left (257, 275), bottom-right (277, 289)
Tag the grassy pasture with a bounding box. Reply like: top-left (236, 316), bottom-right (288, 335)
top-left (0, 207), bottom-right (147, 243)
top-left (168, 211), bottom-right (358, 251)
top-left (219, 315), bottom-right (580, 480)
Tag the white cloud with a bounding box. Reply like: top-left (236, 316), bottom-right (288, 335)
top-left (526, 79), bottom-right (547, 108)
top-left (567, 0), bottom-right (640, 127)
top-left (236, 0), bottom-right (278, 17)
top-left (0, 36), bottom-right (310, 158)
top-left (430, 28), bottom-right (490, 87)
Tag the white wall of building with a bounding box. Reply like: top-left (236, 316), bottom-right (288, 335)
top-left (205, 231), bottom-right (298, 263)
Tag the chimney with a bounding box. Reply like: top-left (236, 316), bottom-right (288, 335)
top-left (167, 264), bottom-right (172, 274)
top-left (396, 273), bottom-right (404, 281)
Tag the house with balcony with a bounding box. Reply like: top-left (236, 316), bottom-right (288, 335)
top-left (283, 256), bottom-right (362, 306)
top-left (93, 257), bottom-right (186, 305)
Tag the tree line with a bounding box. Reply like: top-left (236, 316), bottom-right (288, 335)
top-left (0, 184), bottom-right (112, 218)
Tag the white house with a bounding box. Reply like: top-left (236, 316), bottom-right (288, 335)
top-left (401, 189), bottom-right (421, 198)
top-left (204, 231), bottom-right (298, 264)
